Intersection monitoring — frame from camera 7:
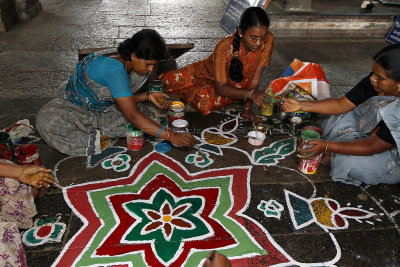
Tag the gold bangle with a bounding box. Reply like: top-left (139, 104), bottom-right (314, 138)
top-left (324, 141), bottom-right (329, 154)
top-left (244, 89), bottom-right (254, 102)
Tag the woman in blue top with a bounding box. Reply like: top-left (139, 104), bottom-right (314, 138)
top-left (282, 44), bottom-right (400, 185)
top-left (36, 29), bottom-right (196, 156)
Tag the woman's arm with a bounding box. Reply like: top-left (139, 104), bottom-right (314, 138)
top-left (282, 95), bottom-right (356, 115)
top-left (300, 133), bottom-right (394, 158)
top-left (214, 65), bottom-right (267, 108)
top-left (116, 96), bottom-right (196, 146)
top-left (133, 92), bottom-right (169, 109)
top-left (0, 162), bottom-right (55, 188)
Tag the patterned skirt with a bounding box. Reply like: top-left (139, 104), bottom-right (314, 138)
top-left (160, 63), bottom-right (233, 115)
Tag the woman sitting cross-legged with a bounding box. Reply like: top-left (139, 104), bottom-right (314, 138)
top-left (160, 7), bottom-right (274, 122)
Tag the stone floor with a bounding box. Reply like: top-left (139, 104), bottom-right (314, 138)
top-left (1, 0), bottom-right (400, 266)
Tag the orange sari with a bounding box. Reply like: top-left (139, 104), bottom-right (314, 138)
top-left (160, 32), bottom-right (274, 115)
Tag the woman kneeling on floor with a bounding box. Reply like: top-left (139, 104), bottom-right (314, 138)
top-left (36, 29), bottom-right (196, 156)
top-left (282, 44), bottom-right (400, 185)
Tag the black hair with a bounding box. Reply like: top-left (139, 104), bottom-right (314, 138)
top-left (118, 29), bottom-right (168, 61)
top-left (373, 44), bottom-right (400, 82)
top-left (229, 7), bottom-right (270, 83)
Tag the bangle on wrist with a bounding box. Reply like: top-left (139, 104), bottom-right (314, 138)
top-left (145, 92), bottom-right (150, 101)
top-left (324, 141), bottom-right (329, 154)
top-left (244, 89), bottom-right (254, 102)
top-left (244, 107), bottom-right (251, 110)
top-left (155, 125), bottom-right (166, 140)
top-left (167, 129), bottom-right (173, 141)
top-left (18, 166), bottom-right (26, 181)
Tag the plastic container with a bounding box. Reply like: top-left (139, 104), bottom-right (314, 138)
top-left (148, 80), bottom-right (163, 92)
top-left (298, 128), bottom-right (322, 174)
top-left (15, 145), bottom-right (42, 166)
top-left (171, 119), bottom-right (189, 147)
top-left (168, 101), bottom-right (185, 127)
top-left (248, 131), bottom-right (266, 146)
top-left (126, 123), bottom-right (144, 151)
top-left (261, 88), bottom-right (274, 116)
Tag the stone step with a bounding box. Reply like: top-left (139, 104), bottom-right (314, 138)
top-left (269, 14), bottom-right (394, 38)
top-left (222, 0), bottom-right (399, 38)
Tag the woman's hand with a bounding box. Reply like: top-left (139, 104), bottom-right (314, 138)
top-left (148, 92), bottom-right (170, 109)
top-left (298, 139), bottom-right (327, 159)
top-left (170, 132), bottom-right (197, 147)
top-left (18, 165), bottom-right (56, 189)
top-left (241, 109), bottom-right (262, 124)
top-left (281, 98), bottom-right (301, 112)
top-left (202, 250), bottom-right (232, 267)
top-left (249, 91), bottom-right (267, 109)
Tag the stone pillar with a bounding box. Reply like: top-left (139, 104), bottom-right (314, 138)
top-left (0, 0), bottom-right (19, 32)
top-left (285, 0), bottom-right (312, 11)
top-left (15, 0), bottom-right (41, 20)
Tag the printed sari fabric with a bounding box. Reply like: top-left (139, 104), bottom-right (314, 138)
top-left (65, 49), bottom-right (117, 112)
top-left (322, 96), bottom-right (400, 185)
top-left (36, 48), bottom-right (150, 156)
top-left (160, 32), bottom-right (274, 115)
top-left (0, 160), bottom-right (36, 267)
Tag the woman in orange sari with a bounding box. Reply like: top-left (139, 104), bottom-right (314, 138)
top-left (160, 7), bottom-right (273, 121)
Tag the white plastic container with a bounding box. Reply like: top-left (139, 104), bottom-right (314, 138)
top-left (248, 131), bottom-right (266, 146)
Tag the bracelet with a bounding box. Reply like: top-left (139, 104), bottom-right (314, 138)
top-left (145, 92), bottom-right (150, 101)
top-left (167, 129), bottom-right (173, 141)
top-left (244, 89), bottom-right (254, 102)
top-left (18, 166), bottom-right (26, 181)
top-left (244, 107), bottom-right (251, 110)
top-left (324, 141), bottom-right (329, 154)
top-left (155, 125), bottom-right (166, 140)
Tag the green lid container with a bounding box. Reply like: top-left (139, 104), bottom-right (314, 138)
top-left (125, 123), bottom-right (142, 137)
top-left (148, 80), bottom-right (163, 92)
top-left (301, 129), bottom-right (320, 141)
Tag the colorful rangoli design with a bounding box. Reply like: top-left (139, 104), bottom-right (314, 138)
top-left (22, 214), bottom-right (66, 246)
top-left (54, 152), bottom-right (289, 266)
top-left (285, 190), bottom-right (376, 230)
top-left (195, 115), bottom-right (296, 167)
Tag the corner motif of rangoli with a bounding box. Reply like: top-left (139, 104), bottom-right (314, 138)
top-left (185, 151), bottom-right (213, 168)
top-left (101, 153), bottom-right (131, 172)
top-left (22, 214), bottom-right (66, 246)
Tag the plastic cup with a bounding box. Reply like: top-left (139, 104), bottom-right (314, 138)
top-left (260, 103), bottom-right (274, 116)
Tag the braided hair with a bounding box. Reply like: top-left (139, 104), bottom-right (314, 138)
top-left (118, 29), bottom-right (168, 62)
top-left (229, 7), bottom-right (270, 83)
